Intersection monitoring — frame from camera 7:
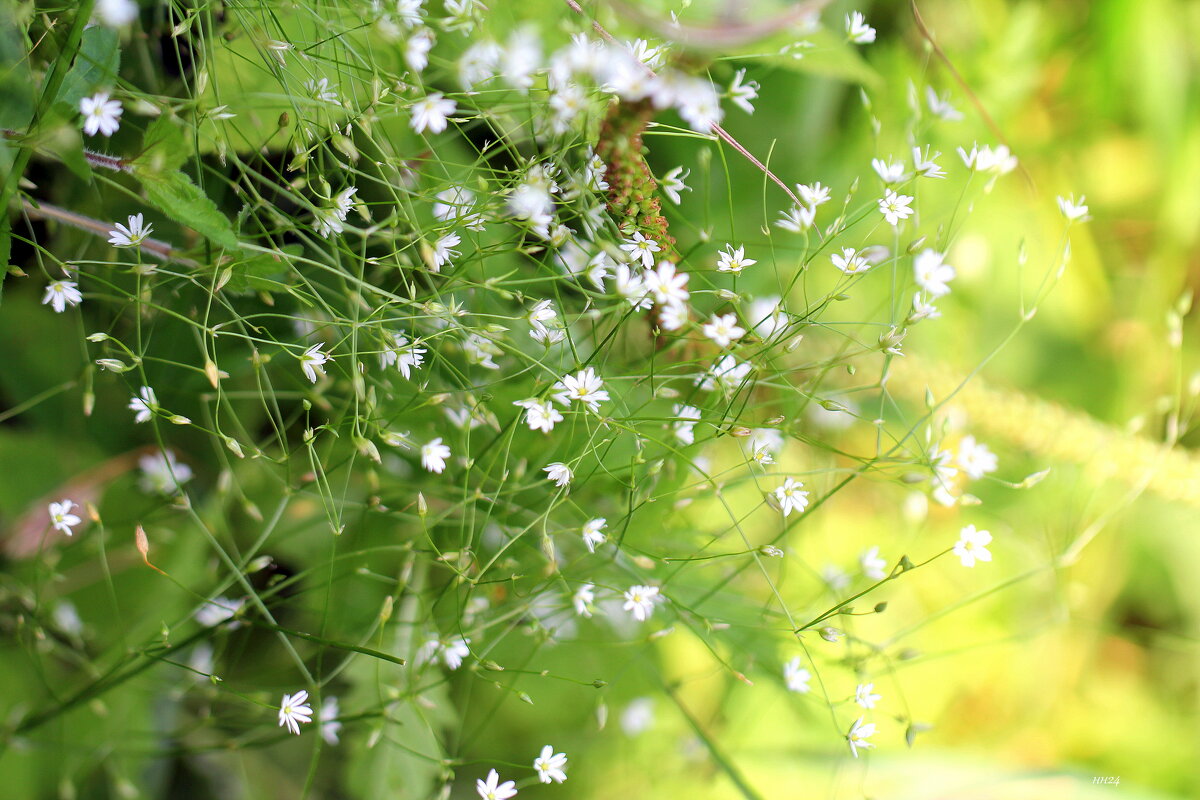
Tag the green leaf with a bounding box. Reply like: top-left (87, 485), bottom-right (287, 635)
top-left (133, 167), bottom-right (239, 250)
top-left (0, 2), bottom-right (34, 130)
top-left (223, 247), bottom-right (299, 294)
top-left (55, 26), bottom-right (120, 112)
top-left (138, 116), bottom-right (190, 173)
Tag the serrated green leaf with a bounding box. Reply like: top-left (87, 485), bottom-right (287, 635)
top-left (134, 167), bottom-right (239, 249)
top-left (55, 26), bottom-right (120, 112)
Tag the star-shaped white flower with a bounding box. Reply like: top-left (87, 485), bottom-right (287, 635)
top-left (715, 244), bottom-right (756, 274)
top-left (773, 477), bottom-right (810, 517)
top-left (42, 280), bottom-right (83, 313)
top-left (278, 689), bottom-right (314, 735)
top-left (411, 92), bottom-right (457, 134)
top-left (878, 190), bottom-right (914, 226)
top-left (953, 524), bottom-right (993, 567)
top-left (421, 438), bottom-right (451, 473)
top-left (623, 584), bottom-right (660, 622)
top-left (108, 213), bottom-right (153, 247)
top-left (48, 499), bottom-right (82, 535)
top-left (533, 744), bottom-right (568, 784)
top-left (476, 769), bottom-right (518, 800)
top-left (298, 344), bottom-right (331, 383)
top-left (80, 92), bottom-right (123, 137)
top-left (847, 716), bottom-right (876, 757)
top-left (581, 518), bottom-right (607, 553)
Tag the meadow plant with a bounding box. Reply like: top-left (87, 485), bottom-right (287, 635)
top-left (0, 1), bottom-right (1109, 796)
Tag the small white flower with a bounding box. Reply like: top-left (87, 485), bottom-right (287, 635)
top-left (196, 596), bottom-right (244, 627)
top-left (715, 244), bottom-right (756, 274)
top-left (430, 231), bottom-right (462, 272)
top-left (728, 68), bottom-right (759, 114)
top-left (957, 435), bottom-right (998, 480)
top-left (702, 313), bottom-right (745, 347)
top-left (48, 499), bottom-right (82, 535)
top-left (913, 146), bottom-right (946, 179)
top-left (822, 564), bottom-right (850, 591)
top-left (581, 518), bottom-right (607, 553)
top-left (527, 299), bottom-right (565, 345)
top-left (533, 745), bottom-right (568, 784)
top-left (909, 292), bottom-right (941, 322)
top-left (405, 27), bottom-right (435, 74)
top-left (108, 213), bottom-right (153, 247)
top-left (925, 87), bottom-right (963, 121)
top-left (872, 157), bottom-right (908, 184)
top-left (573, 583), bottom-right (595, 617)
top-left (80, 92), bottom-right (123, 137)
top-left (552, 367), bottom-right (609, 412)
top-left (747, 296), bottom-right (788, 340)
top-left (421, 438), bottom-right (451, 473)
top-left (860, 546), bottom-right (886, 580)
top-left (847, 717), bottom-right (876, 757)
top-left (476, 769), bottom-right (518, 800)
top-left (673, 404), bottom-right (702, 445)
top-left (410, 92), bottom-right (457, 134)
top-left (953, 524), bottom-right (993, 567)
top-left (645, 260), bottom-right (690, 306)
top-left (319, 696), bottom-right (342, 745)
top-left (614, 264), bottom-right (653, 310)
top-left (698, 354), bottom-right (752, 394)
top-left (42, 279), bottom-right (83, 313)
top-left (845, 11), bottom-right (876, 44)
top-left (775, 204), bottom-right (815, 233)
top-left (128, 386), bottom-right (157, 423)
top-left (878, 190), bottom-right (914, 226)
top-left (298, 344), bottom-right (331, 383)
top-left (783, 657), bottom-right (811, 693)
top-left (443, 637), bottom-right (470, 670)
top-left (660, 166), bottom-right (691, 204)
top-left (278, 690), bottom-right (314, 735)
top-left (622, 584), bottom-right (660, 622)
top-left (138, 451), bottom-right (192, 495)
top-left (306, 77), bottom-right (338, 103)
top-left (831, 247), bottom-right (871, 275)
top-left (433, 187), bottom-right (485, 230)
top-left (514, 399), bottom-right (563, 433)
top-left (1057, 194), bottom-right (1090, 222)
top-left (913, 249), bottom-right (956, 297)
top-left (544, 462), bottom-right (572, 487)
top-left (797, 182), bottom-right (832, 208)
top-left (620, 232), bottom-right (661, 268)
top-left (381, 334), bottom-right (427, 378)
top-left (95, 0), bottom-right (138, 27)
top-left (855, 682), bottom-right (882, 709)
top-left (773, 477), bottom-right (810, 517)
top-left (396, 0), bottom-right (425, 27)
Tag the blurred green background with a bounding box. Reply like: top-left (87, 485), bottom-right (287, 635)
top-left (2, 1), bottom-right (1198, 798)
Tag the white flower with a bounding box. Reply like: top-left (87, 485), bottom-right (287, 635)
top-left (1057, 194), bottom-right (1090, 222)
top-left (957, 435), bottom-right (998, 479)
top-left (658, 301), bottom-right (687, 331)
top-left (702, 313), bottom-right (745, 347)
top-left (673, 74), bottom-right (723, 133)
top-left (48, 499), bottom-right (82, 535)
top-left (614, 264), bottom-right (652, 310)
top-left (528, 299), bottom-right (565, 344)
top-left (552, 367), bottom-right (609, 412)
top-left (673, 404), bottom-right (702, 445)
top-left (860, 546), bottom-right (886, 580)
top-left (433, 187), bottom-right (485, 230)
top-left (715, 244), bottom-right (756, 274)
top-left (381, 334), bottom-right (427, 378)
top-left (573, 583), bottom-right (595, 617)
top-left (622, 584), bottom-right (660, 622)
top-left (620, 232), bottom-right (661, 267)
top-left (621, 698), bottom-right (655, 735)
top-left (95, 0), bottom-right (138, 27)
top-left (831, 247), bottom-right (871, 275)
top-left (544, 462), bottom-right (572, 487)
top-left (42, 279), bottom-right (82, 313)
top-left (728, 68), bottom-right (759, 114)
top-left (396, 0), bottom-right (425, 27)
top-left (138, 450), bottom-right (192, 494)
top-left (430, 231), bottom-right (461, 272)
top-left (909, 292), bottom-right (941, 322)
top-left (305, 77), bottom-right (338, 103)
top-left (931, 445), bottom-right (960, 507)
top-left (298, 344), bottom-right (331, 383)
top-left (410, 92), bottom-right (456, 134)
top-left (80, 92), bottom-right (122, 137)
top-left (196, 596), bottom-right (243, 627)
top-left (421, 438), bottom-right (451, 473)
top-left (645, 260), bottom-right (689, 306)
top-left (747, 296), bottom-right (788, 340)
top-left (855, 683), bottom-right (882, 709)
top-left (514, 399), bottom-right (563, 433)
top-left (925, 87), bottom-right (963, 121)
top-left (784, 657), bottom-right (811, 693)
top-left (912, 146), bottom-right (946, 179)
top-left (405, 27), bottom-right (435, 73)
top-left (871, 157), bottom-right (908, 184)
top-left (443, 637), bottom-right (470, 670)
top-left (533, 745), bottom-right (568, 784)
top-left (320, 696), bottom-right (342, 745)
top-left (581, 518), bottom-right (607, 553)
top-left (959, 143), bottom-right (1018, 174)
top-left (878, 190), bottom-right (914, 226)
top-left (797, 181), bottom-right (832, 208)
top-left (773, 478), bottom-right (809, 517)
top-left (847, 717), bottom-right (876, 757)
top-left (775, 204), bottom-right (815, 233)
top-left (108, 213), bottom-right (152, 247)
top-left (845, 11), bottom-right (876, 44)
top-left (459, 40), bottom-right (501, 88)
top-left (660, 166), bottom-right (691, 204)
top-left (128, 386), bottom-right (157, 423)
top-left (476, 769), bottom-right (518, 800)
top-left (463, 333), bottom-right (502, 370)
top-left (278, 690), bottom-right (314, 735)
top-left (953, 524), bottom-right (993, 567)
top-left (913, 249), bottom-right (956, 297)
top-left (501, 27), bottom-right (542, 91)
top-left (698, 354), bottom-right (752, 393)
